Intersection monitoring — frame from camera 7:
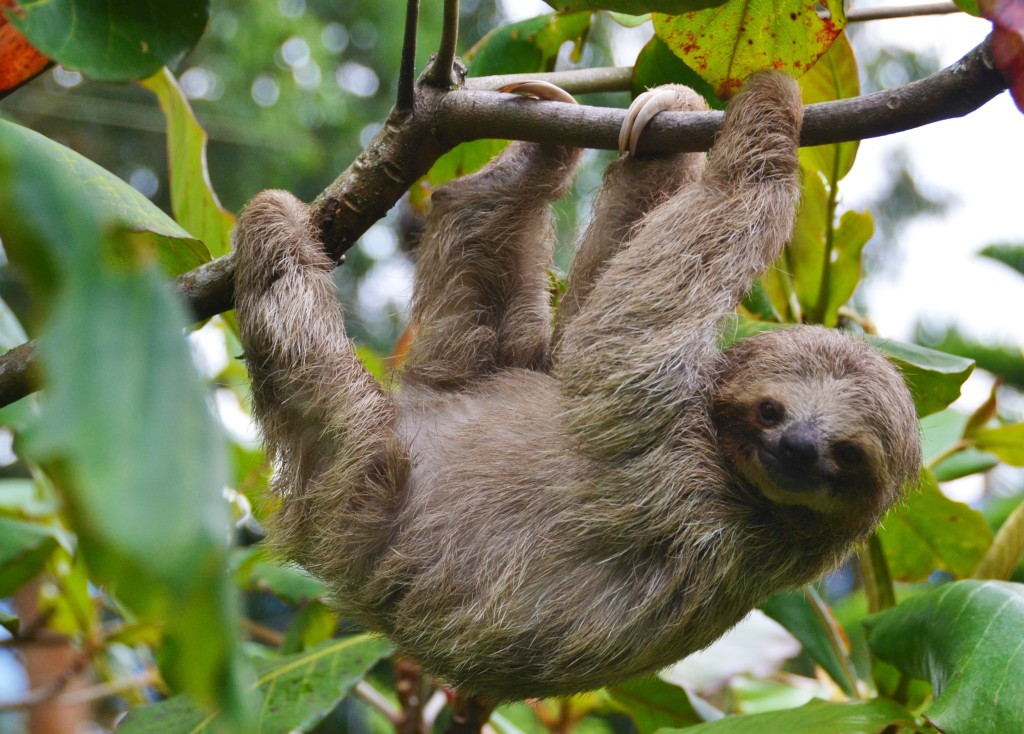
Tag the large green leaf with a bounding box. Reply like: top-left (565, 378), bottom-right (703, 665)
top-left (411, 12), bottom-right (592, 210)
top-left (6, 0), bottom-right (209, 83)
top-left (979, 242), bottom-right (1024, 275)
top-left (797, 34), bottom-right (859, 181)
top-left (606, 677), bottom-right (703, 732)
top-left (632, 35), bottom-right (722, 108)
top-left (972, 422), bottom-right (1024, 466)
top-left (0, 124), bottom-right (245, 719)
top-left (918, 325), bottom-right (1024, 391)
top-left (868, 338), bottom-right (974, 417)
top-left (0, 119), bottom-right (210, 277)
top-left (545, 1), bottom-right (727, 11)
top-left (866, 580), bottom-right (1024, 733)
top-left (118, 634), bottom-right (394, 734)
top-left (659, 698), bottom-right (917, 733)
top-left (0, 516), bottom-right (59, 597)
top-left (761, 588), bottom-right (857, 697)
top-left (141, 69), bottom-right (235, 258)
top-left (784, 170), bottom-right (873, 326)
top-left (877, 470), bottom-right (992, 581)
top-left (653, 0), bottom-right (846, 99)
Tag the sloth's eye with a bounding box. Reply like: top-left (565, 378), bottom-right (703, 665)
top-left (833, 441), bottom-right (866, 468)
top-left (757, 399), bottom-right (783, 426)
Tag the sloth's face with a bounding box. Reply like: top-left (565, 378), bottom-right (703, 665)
top-left (721, 379), bottom-right (885, 515)
top-left (712, 327), bottom-right (920, 520)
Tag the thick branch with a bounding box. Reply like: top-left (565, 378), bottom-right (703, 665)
top-left (846, 1), bottom-right (958, 22)
top-left (443, 38), bottom-right (1006, 152)
top-left (0, 38), bottom-right (1008, 409)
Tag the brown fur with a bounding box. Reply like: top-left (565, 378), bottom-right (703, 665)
top-left (233, 73), bottom-right (921, 701)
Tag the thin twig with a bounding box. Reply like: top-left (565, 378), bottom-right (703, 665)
top-left (426, 0), bottom-right (460, 88)
top-left (397, 0), bottom-right (420, 113)
top-left (466, 66), bottom-right (633, 95)
top-left (0, 656), bottom-right (89, 713)
top-left (355, 680), bottom-right (403, 724)
top-left (846, 1), bottom-right (959, 22)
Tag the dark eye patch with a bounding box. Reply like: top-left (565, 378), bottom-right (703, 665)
top-left (833, 441), bottom-right (866, 468)
top-left (757, 399), bottom-right (783, 427)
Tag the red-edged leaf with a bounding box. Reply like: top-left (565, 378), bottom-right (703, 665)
top-left (0, 1), bottom-right (48, 93)
top-left (652, 0), bottom-right (846, 99)
top-left (981, 0), bottom-right (1024, 113)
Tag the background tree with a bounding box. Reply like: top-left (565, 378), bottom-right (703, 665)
top-left (0, 1), bottom-right (1022, 733)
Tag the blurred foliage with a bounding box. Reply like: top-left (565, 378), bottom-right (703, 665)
top-left (0, 1), bottom-right (1022, 733)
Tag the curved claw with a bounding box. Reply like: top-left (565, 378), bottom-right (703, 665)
top-left (618, 88), bottom-right (687, 157)
top-left (498, 80), bottom-right (578, 105)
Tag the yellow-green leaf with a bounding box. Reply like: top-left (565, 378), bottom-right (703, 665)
top-left (142, 69), bottom-right (236, 258)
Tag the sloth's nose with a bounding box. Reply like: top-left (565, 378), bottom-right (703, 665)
top-left (779, 425), bottom-right (819, 467)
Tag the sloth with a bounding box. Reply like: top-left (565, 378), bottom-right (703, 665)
top-left (233, 72), bottom-right (920, 701)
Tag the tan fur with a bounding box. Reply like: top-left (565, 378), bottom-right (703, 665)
top-left (233, 73), bottom-right (921, 701)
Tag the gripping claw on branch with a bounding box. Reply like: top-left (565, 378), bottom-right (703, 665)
top-left (619, 86), bottom-right (704, 156)
top-left (497, 80), bottom-right (578, 105)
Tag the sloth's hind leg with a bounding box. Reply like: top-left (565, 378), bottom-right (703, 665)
top-left (554, 85), bottom-right (708, 342)
top-left (402, 87), bottom-right (582, 390)
top-left (234, 191), bottom-right (406, 587)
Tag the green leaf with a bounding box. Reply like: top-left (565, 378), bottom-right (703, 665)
top-left (933, 448), bottom-right (1000, 481)
top-left (141, 69), bottom-right (236, 258)
top-left (878, 470), bottom-right (992, 581)
top-left (546, 1), bottom-right (726, 11)
top-left (281, 601), bottom-right (339, 654)
top-left (0, 119), bottom-right (210, 278)
top-left (972, 422), bottom-right (1024, 466)
top-left (868, 337), bottom-right (974, 417)
top-left (234, 547), bottom-right (327, 604)
top-left (658, 698), bottom-right (917, 733)
top-left (979, 242), bottom-right (1024, 275)
top-left (631, 35), bottom-right (722, 108)
top-left (118, 634), bottom-right (394, 734)
top-left (797, 34), bottom-right (859, 181)
top-left (653, 0), bottom-right (846, 99)
top-left (6, 0), bottom-right (209, 83)
top-left (952, 0), bottom-right (982, 16)
top-left (467, 12), bottom-right (592, 77)
top-left (606, 677), bottom-right (703, 733)
top-left (0, 128), bottom-right (245, 719)
top-left (608, 12), bottom-right (653, 27)
top-left (917, 325), bottom-right (1024, 391)
top-left (0, 516), bottom-right (59, 597)
top-left (761, 589), bottom-right (857, 697)
top-left (865, 580), bottom-right (1024, 733)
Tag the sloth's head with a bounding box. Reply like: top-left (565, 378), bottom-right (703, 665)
top-left (712, 327), bottom-right (920, 527)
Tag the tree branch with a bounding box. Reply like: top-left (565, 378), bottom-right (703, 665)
top-left (0, 38), bottom-right (1008, 409)
top-left (425, 0), bottom-right (460, 89)
top-left (396, 0), bottom-right (420, 113)
top-left (846, 1), bottom-right (959, 22)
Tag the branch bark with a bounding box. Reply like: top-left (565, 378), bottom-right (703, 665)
top-left (0, 37), bottom-right (1008, 409)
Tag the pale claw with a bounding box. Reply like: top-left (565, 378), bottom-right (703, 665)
top-left (619, 87), bottom-right (704, 156)
top-left (498, 80), bottom-right (578, 105)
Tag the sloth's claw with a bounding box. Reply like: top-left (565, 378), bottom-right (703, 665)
top-left (498, 80), bottom-right (578, 105)
top-left (619, 86), bottom-right (706, 157)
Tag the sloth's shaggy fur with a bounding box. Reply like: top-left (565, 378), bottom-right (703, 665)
top-left (234, 73), bottom-right (920, 701)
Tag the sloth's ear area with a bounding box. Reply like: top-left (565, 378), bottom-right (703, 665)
top-left (497, 80), bottom-right (578, 105)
